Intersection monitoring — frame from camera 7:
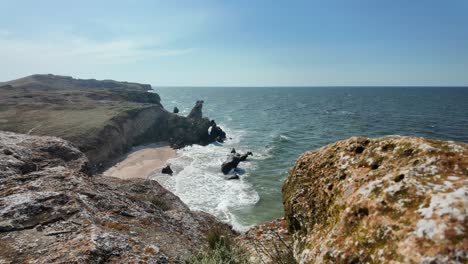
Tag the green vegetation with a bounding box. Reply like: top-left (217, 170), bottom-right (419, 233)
top-left (186, 228), bottom-right (249, 264)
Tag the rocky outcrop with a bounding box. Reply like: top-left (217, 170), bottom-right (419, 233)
top-left (238, 218), bottom-right (293, 263)
top-left (221, 151), bottom-right (253, 174)
top-left (187, 100), bottom-right (204, 119)
top-left (0, 74), bottom-right (223, 173)
top-left (283, 136), bottom-right (467, 263)
top-left (0, 131), bottom-right (234, 263)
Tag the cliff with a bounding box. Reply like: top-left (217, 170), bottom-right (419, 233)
top-left (0, 74), bottom-right (215, 172)
top-left (0, 131), bottom-right (233, 263)
top-left (283, 136), bottom-right (467, 263)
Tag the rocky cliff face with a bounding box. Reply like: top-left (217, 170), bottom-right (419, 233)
top-left (0, 131), bottom-right (233, 263)
top-left (0, 74), bottom-right (217, 172)
top-left (283, 136), bottom-right (467, 263)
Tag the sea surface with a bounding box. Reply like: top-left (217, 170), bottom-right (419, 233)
top-left (150, 87), bottom-right (468, 231)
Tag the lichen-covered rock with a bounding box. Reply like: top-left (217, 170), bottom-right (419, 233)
top-left (0, 131), bottom-right (233, 263)
top-left (283, 136), bottom-right (467, 264)
top-left (238, 218), bottom-right (293, 263)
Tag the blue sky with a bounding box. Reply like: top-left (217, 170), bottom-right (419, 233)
top-left (1, 0), bottom-right (467, 86)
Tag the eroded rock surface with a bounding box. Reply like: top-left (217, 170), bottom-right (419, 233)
top-left (0, 131), bottom-right (233, 263)
top-left (283, 136), bottom-right (467, 263)
top-left (238, 218), bottom-right (293, 264)
top-left (0, 74), bottom-right (223, 173)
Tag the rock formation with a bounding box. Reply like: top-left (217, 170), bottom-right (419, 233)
top-left (283, 136), bottom-right (467, 263)
top-left (221, 151), bottom-right (253, 174)
top-left (187, 100), bottom-right (204, 119)
top-left (161, 165), bottom-right (173, 175)
top-left (0, 74), bottom-right (223, 173)
top-left (0, 131), bottom-right (234, 263)
top-left (209, 120), bottom-right (227, 143)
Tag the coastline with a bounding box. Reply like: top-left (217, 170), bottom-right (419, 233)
top-left (102, 143), bottom-right (176, 180)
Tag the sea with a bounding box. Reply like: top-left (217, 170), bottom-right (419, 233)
top-left (149, 87), bottom-right (468, 231)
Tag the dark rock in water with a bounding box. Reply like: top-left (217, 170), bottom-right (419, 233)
top-left (165, 101), bottom-right (227, 149)
top-left (162, 165), bottom-right (173, 175)
top-left (187, 100), bottom-right (204, 119)
top-left (221, 151), bottom-right (253, 174)
top-left (231, 148), bottom-right (236, 153)
top-left (227, 174), bottom-right (240, 180)
top-left (208, 119), bottom-right (227, 143)
top-left (173, 107), bottom-right (179, 114)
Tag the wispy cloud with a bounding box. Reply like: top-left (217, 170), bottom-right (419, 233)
top-left (0, 34), bottom-right (193, 64)
top-left (0, 33), bottom-right (195, 80)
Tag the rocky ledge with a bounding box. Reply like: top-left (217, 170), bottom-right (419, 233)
top-left (0, 74), bottom-right (224, 173)
top-left (0, 131), bottom-right (233, 263)
top-left (283, 136), bottom-right (467, 263)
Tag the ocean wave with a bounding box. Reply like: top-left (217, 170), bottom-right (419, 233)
top-left (149, 126), bottom-right (260, 231)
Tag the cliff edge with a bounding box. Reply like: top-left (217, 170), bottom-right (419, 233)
top-left (0, 74), bottom-right (218, 172)
top-left (283, 136), bottom-right (467, 263)
top-left (0, 131), bottom-right (233, 263)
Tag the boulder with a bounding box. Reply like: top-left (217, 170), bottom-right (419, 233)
top-left (221, 151), bottom-right (253, 175)
top-left (162, 165), bottom-right (173, 175)
top-left (283, 136), bottom-right (467, 263)
top-left (173, 106), bottom-right (179, 114)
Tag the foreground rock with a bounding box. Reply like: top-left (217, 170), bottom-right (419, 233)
top-left (238, 218), bottom-right (293, 263)
top-left (283, 136), bottom-right (467, 263)
top-left (0, 74), bottom-right (222, 173)
top-left (0, 131), bottom-right (233, 263)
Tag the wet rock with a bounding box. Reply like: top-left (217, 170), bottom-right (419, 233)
top-left (208, 120), bottom-right (227, 143)
top-left (173, 106), bottom-right (179, 114)
top-left (283, 136), bottom-right (467, 263)
top-left (221, 151), bottom-right (253, 175)
top-left (227, 174), bottom-right (240, 180)
top-left (161, 165), bottom-right (173, 176)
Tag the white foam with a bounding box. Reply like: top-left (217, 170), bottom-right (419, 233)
top-left (150, 127), bottom-right (261, 231)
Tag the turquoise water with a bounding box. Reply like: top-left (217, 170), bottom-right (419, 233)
top-left (152, 87), bottom-right (468, 230)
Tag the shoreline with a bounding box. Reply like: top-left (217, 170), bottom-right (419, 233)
top-left (102, 142), bottom-right (176, 180)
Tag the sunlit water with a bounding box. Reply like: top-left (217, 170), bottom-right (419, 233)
top-left (149, 87), bottom-right (468, 231)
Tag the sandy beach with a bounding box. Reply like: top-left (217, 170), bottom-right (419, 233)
top-left (103, 143), bottom-right (176, 180)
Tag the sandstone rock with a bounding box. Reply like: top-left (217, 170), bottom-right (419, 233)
top-left (283, 136), bottom-right (467, 263)
top-left (0, 131), bottom-right (234, 263)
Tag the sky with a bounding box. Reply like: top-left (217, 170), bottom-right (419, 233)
top-left (0, 0), bottom-right (467, 86)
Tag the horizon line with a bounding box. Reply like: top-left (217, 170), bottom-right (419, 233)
top-left (152, 85), bottom-right (468, 88)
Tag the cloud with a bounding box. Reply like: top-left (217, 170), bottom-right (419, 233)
top-left (0, 33), bottom-right (195, 80)
top-left (0, 34), bottom-right (193, 64)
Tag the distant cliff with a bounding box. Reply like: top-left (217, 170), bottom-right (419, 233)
top-left (282, 136), bottom-right (467, 263)
top-left (0, 131), bottom-right (234, 263)
top-left (0, 74), bottom-right (216, 172)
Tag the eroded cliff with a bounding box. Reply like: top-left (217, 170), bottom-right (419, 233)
top-left (283, 136), bottom-right (467, 263)
top-left (0, 74), bottom-right (216, 172)
top-left (0, 131), bottom-right (233, 263)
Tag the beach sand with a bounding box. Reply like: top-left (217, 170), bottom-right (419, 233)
top-left (103, 143), bottom-right (176, 180)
